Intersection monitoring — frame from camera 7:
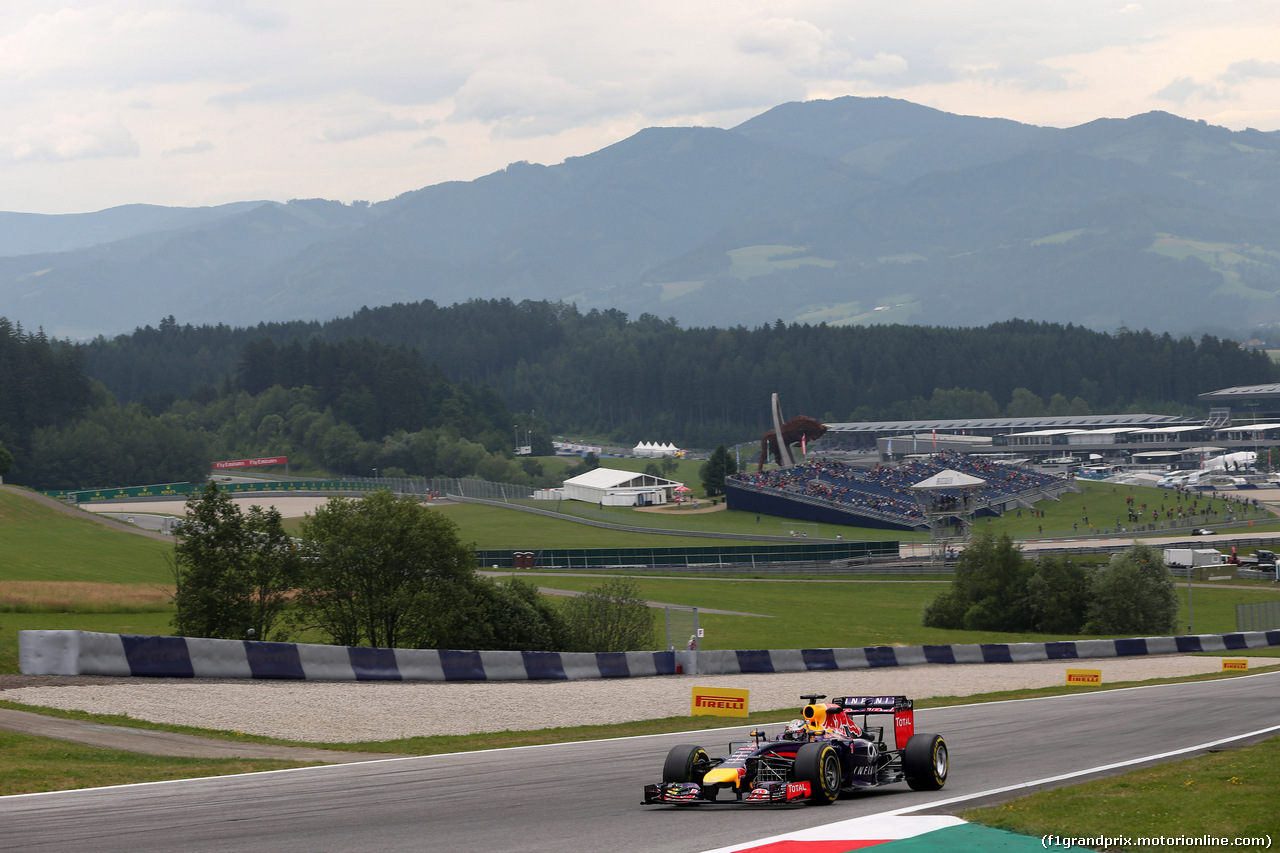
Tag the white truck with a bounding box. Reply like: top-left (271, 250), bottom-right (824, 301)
top-left (1162, 548), bottom-right (1226, 569)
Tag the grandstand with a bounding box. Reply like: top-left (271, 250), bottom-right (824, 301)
top-left (725, 452), bottom-right (1075, 532)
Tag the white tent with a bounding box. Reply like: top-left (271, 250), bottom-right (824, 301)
top-left (562, 467), bottom-right (682, 506)
top-left (909, 469), bottom-right (988, 490)
top-left (631, 441), bottom-right (680, 458)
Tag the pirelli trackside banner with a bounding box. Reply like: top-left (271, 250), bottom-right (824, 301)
top-left (691, 686), bottom-right (749, 717)
top-left (1066, 668), bottom-right (1102, 686)
top-left (212, 456), bottom-right (288, 470)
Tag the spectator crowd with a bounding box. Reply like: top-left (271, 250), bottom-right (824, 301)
top-left (729, 452), bottom-right (1063, 527)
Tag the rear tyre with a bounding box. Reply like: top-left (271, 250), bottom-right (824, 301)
top-left (792, 742), bottom-right (841, 805)
top-left (903, 733), bottom-right (948, 791)
top-left (662, 744), bottom-right (710, 783)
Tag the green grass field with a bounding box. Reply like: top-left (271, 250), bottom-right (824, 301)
top-left (0, 489), bottom-right (173, 584)
top-left (5, 482), bottom-right (1280, 664)
top-left (5, 480), bottom-right (1280, 839)
top-left (515, 574), bottom-right (1280, 650)
top-left (288, 477), bottom-right (1280, 549)
top-left (963, 734), bottom-right (1280, 848)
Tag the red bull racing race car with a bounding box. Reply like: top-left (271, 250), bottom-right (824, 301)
top-left (643, 694), bottom-right (948, 806)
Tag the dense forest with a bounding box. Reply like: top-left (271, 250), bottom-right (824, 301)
top-left (0, 319), bottom-right (98, 452)
top-left (82, 299), bottom-right (1277, 441)
top-left (2, 301), bottom-right (1275, 491)
top-left (4, 324), bottom-right (526, 490)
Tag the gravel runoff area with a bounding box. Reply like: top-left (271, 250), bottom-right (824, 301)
top-left (0, 655), bottom-right (1231, 744)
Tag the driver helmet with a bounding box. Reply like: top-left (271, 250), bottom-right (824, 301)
top-left (783, 719), bottom-right (808, 741)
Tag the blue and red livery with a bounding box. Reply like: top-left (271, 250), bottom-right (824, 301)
top-left (642, 694), bottom-right (948, 806)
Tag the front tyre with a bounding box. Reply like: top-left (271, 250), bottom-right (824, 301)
top-left (793, 742), bottom-right (841, 805)
top-left (662, 744), bottom-right (710, 783)
top-left (903, 733), bottom-right (948, 791)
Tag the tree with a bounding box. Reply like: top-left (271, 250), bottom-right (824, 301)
top-left (561, 578), bottom-right (655, 652)
top-left (1083, 543), bottom-right (1178, 635)
top-left (699, 444), bottom-right (737, 496)
top-left (1026, 554), bottom-right (1091, 634)
top-left (922, 533), bottom-right (1034, 632)
top-left (294, 490), bottom-right (480, 648)
top-left (476, 577), bottom-right (566, 651)
top-left (0, 439), bottom-right (12, 479)
top-left (172, 483), bottom-right (300, 640)
top-left (1006, 387), bottom-right (1046, 417)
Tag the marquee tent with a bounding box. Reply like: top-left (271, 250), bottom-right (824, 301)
top-left (632, 441), bottom-right (680, 458)
top-left (562, 467), bottom-right (682, 506)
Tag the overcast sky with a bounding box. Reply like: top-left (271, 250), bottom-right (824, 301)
top-left (3, 1), bottom-right (1279, 215)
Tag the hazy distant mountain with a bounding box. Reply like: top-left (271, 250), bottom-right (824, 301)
top-left (3, 96), bottom-right (1279, 339)
top-left (0, 201), bottom-right (269, 257)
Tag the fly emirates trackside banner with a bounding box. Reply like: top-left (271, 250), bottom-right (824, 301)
top-left (212, 456), bottom-right (288, 470)
top-left (691, 686), bottom-right (749, 717)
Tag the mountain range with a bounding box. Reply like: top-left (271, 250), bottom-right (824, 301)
top-left (3, 96), bottom-right (1279, 340)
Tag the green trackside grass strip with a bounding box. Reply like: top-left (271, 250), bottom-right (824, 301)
top-left (0, 729), bottom-right (318, 797)
top-left (961, 735), bottom-right (1280, 850)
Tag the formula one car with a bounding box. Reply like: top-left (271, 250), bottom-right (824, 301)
top-left (643, 694), bottom-right (947, 806)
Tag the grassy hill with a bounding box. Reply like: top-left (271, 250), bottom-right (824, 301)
top-left (0, 488), bottom-right (171, 584)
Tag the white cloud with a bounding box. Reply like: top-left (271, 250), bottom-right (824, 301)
top-left (1, 113), bottom-right (140, 163)
top-left (163, 139), bottom-right (215, 157)
top-left (736, 17), bottom-right (833, 64)
top-left (320, 113), bottom-right (437, 143)
top-left (0, 1), bottom-right (1277, 213)
top-left (1220, 58), bottom-right (1280, 84)
top-left (848, 53), bottom-right (911, 78)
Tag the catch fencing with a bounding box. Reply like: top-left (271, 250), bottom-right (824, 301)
top-left (1237, 600), bottom-right (1280, 632)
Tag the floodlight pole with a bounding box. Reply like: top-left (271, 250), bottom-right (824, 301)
top-left (1187, 568), bottom-right (1194, 634)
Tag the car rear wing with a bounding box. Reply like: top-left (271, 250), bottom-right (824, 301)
top-left (835, 696), bottom-right (914, 749)
top-left (834, 696), bottom-right (913, 713)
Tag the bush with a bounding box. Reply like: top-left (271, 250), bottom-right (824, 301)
top-left (473, 577), bottom-right (567, 651)
top-left (922, 533), bottom-right (1033, 632)
top-left (1083, 543), bottom-right (1178, 635)
top-left (1026, 554), bottom-right (1091, 634)
top-left (561, 578), bottom-right (655, 652)
top-left (921, 588), bottom-right (967, 629)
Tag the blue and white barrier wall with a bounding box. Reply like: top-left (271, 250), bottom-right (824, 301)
top-left (20, 629), bottom-right (1280, 681)
top-left (692, 630), bottom-right (1280, 675)
top-left (18, 631), bottom-right (681, 681)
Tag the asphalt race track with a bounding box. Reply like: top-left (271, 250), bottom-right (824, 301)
top-left (2, 672), bottom-right (1277, 853)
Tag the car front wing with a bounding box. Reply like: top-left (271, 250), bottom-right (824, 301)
top-left (643, 780), bottom-right (812, 805)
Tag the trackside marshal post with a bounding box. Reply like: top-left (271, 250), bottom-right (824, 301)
top-left (691, 686), bottom-right (749, 717)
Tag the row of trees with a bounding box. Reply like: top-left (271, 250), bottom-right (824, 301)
top-left (13, 333), bottom-right (537, 490)
top-left (0, 318), bottom-right (96, 454)
top-left (922, 535), bottom-right (1179, 635)
top-left (171, 486), bottom-right (655, 652)
top-left (7, 303), bottom-right (1278, 490)
top-left (80, 302), bottom-right (1279, 449)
